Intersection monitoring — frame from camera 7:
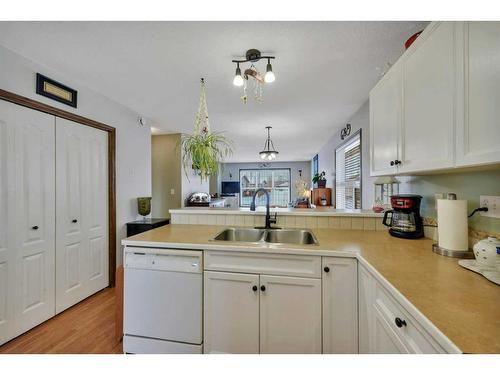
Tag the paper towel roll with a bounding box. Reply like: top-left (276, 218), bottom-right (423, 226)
top-left (437, 199), bottom-right (469, 251)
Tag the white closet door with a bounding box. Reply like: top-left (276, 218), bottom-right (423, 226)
top-left (55, 118), bottom-right (108, 313)
top-left (0, 100), bottom-right (56, 345)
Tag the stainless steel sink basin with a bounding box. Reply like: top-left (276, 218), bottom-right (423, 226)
top-left (212, 228), bottom-right (266, 243)
top-left (264, 229), bottom-right (319, 245)
top-left (212, 228), bottom-right (319, 245)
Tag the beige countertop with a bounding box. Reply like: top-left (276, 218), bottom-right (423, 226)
top-left (169, 207), bottom-right (384, 217)
top-left (122, 224), bottom-right (500, 354)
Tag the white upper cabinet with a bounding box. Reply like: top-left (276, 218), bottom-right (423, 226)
top-left (370, 62), bottom-right (401, 176)
top-left (456, 22), bottom-right (500, 166)
top-left (399, 22), bottom-right (457, 173)
top-left (370, 21), bottom-right (500, 176)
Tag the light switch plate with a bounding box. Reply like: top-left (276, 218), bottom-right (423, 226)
top-left (479, 195), bottom-right (500, 218)
top-left (170, 189), bottom-right (175, 195)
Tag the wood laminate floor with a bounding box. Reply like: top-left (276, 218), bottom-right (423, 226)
top-left (0, 288), bottom-right (123, 354)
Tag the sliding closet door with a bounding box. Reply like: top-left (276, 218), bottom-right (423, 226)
top-left (0, 100), bottom-right (56, 345)
top-left (55, 118), bottom-right (108, 313)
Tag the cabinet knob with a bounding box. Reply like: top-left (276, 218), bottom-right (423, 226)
top-left (252, 285), bottom-right (258, 292)
top-left (395, 160), bottom-right (402, 165)
top-left (260, 285), bottom-right (266, 292)
top-left (390, 160), bottom-right (395, 166)
top-left (72, 219), bottom-right (78, 223)
top-left (32, 225), bottom-right (39, 230)
top-left (395, 317), bottom-right (407, 328)
top-left (324, 266), bottom-right (330, 273)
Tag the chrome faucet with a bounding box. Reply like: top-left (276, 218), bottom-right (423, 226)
top-left (250, 188), bottom-right (278, 229)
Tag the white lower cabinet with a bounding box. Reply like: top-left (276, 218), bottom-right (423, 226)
top-left (203, 252), bottom-right (458, 354)
top-left (204, 271), bottom-right (260, 354)
top-left (358, 263), bottom-right (453, 354)
top-left (204, 270), bottom-right (321, 354)
top-left (322, 257), bottom-right (358, 353)
top-left (203, 252), bottom-right (322, 354)
top-left (260, 275), bottom-right (321, 354)
top-left (372, 305), bottom-right (408, 353)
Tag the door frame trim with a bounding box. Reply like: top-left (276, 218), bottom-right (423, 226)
top-left (0, 88), bottom-right (117, 287)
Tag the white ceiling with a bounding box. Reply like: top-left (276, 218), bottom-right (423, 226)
top-left (0, 21), bottom-right (427, 162)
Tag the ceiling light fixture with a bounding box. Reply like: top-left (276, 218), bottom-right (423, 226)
top-left (264, 58), bottom-right (275, 83)
top-left (232, 49), bottom-right (276, 103)
top-left (259, 126), bottom-right (279, 160)
top-left (233, 62), bottom-right (244, 87)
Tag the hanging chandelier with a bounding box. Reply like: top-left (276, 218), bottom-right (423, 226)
top-left (232, 49), bottom-right (275, 103)
top-left (259, 126), bottom-right (279, 160)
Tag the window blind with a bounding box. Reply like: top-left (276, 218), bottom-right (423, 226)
top-left (335, 133), bottom-right (361, 209)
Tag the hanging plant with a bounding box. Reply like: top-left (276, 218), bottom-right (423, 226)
top-left (180, 78), bottom-right (233, 182)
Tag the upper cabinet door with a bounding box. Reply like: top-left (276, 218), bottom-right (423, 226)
top-left (203, 271), bottom-right (260, 354)
top-left (259, 275), bottom-right (321, 354)
top-left (369, 63), bottom-right (401, 176)
top-left (0, 100), bottom-right (56, 345)
top-left (399, 22), bottom-right (458, 173)
top-left (456, 22), bottom-right (500, 167)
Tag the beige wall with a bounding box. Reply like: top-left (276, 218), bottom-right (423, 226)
top-left (152, 134), bottom-right (182, 218)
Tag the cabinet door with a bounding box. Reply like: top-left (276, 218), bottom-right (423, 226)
top-left (55, 118), bottom-right (108, 313)
top-left (372, 305), bottom-right (409, 354)
top-left (369, 63), bottom-right (401, 176)
top-left (399, 22), bottom-right (457, 173)
top-left (0, 100), bottom-right (56, 345)
top-left (322, 257), bottom-right (358, 353)
top-left (260, 275), bottom-right (321, 354)
top-left (358, 264), bottom-right (374, 354)
top-left (204, 271), bottom-right (260, 354)
top-left (456, 22), bottom-right (500, 166)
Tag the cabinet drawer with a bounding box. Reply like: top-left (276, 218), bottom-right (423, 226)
top-left (204, 251), bottom-right (321, 278)
top-left (374, 283), bottom-right (445, 353)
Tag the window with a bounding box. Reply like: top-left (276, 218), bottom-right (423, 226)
top-left (312, 154), bottom-right (318, 177)
top-left (335, 131), bottom-right (361, 209)
top-left (239, 168), bottom-right (291, 207)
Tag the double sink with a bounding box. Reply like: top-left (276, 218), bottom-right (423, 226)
top-left (212, 227), bottom-right (319, 245)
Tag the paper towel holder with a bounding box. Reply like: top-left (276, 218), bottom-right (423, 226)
top-left (432, 193), bottom-right (475, 259)
top-left (432, 243), bottom-right (475, 258)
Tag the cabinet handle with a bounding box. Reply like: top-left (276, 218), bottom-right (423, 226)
top-left (390, 160), bottom-right (395, 166)
top-left (32, 226), bottom-right (39, 230)
top-left (252, 285), bottom-right (258, 292)
top-left (324, 266), bottom-right (330, 273)
top-left (260, 285), bottom-right (266, 292)
top-left (72, 219), bottom-right (78, 223)
top-left (395, 160), bottom-right (402, 165)
top-left (395, 317), bottom-right (407, 328)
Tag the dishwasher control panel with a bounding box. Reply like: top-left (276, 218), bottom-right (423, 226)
top-left (125, 248), bottom-right (202, 273)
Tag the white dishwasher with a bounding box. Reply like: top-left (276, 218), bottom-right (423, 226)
top-left (123, 248), bottom-right (203, 354)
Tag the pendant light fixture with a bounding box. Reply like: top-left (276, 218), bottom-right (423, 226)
top-left (259, 126), bottom-right (279, 160)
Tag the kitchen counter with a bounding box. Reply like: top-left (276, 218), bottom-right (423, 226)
top-left (122, 224), bottom-right (500, 354)
top-left (170, 207), bottom-right (384, 217)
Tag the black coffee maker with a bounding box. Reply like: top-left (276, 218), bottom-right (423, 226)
top-left (382, 194), bottom-right (424, 239)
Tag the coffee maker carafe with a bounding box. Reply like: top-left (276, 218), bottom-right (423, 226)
top-left (382, 195), bottom-right (424, 239)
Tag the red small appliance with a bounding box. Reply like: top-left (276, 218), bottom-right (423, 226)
top-left (383, 195), bottom-right (424, 239)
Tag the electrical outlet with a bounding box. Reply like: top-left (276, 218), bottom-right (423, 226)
top-left (479, 195), bottom-right (500, 218)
